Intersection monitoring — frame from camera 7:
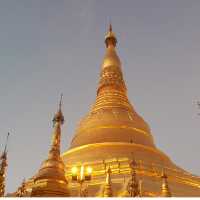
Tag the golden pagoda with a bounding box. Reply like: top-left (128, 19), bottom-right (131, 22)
top-left (5, 24), bottom-right (200, 197)
top-left (61, 24), bottom-right (200, 197)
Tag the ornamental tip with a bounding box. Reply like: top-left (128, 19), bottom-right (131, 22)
top-left (53, 94), bottom-right (64, 126)
top-left (1, 132), bottom-right (9, 159)
top-left (161, 168), bottom-right (167, 179)
top-left (59, 93), bottom-right (63, 112)
top-left (109, 23), bottom-right (112, 32)
top-left (105, 23), bottom-right (117, 47)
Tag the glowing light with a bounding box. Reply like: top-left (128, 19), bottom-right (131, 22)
top-left (71, 166), bottom-right (78, 175)
top-left (80, 165), bottom-right (84, 181)
top-left (86, 166), bottom-right (92, 174)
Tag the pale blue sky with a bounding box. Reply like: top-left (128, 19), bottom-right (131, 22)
top-left (0, 0), bottom-right (200, 193)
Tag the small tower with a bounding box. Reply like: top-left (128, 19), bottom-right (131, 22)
top-left (160, 169), bottom-right (171, 197)
top-left (16, 179), bottom-right (26, 197)
top-left (31, 95), bottom-right (70, 197)
top-left (126, 157), bottom-right (140, 197)
top-left (102, 166), bottom-right (113, 197)
top-left (0, 133), bottom-right (9, 197)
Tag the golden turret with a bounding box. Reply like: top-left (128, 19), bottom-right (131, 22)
top-left (102, 166), bottom-right (113, 197)
top-left (31, 95), bottom-right (70, 197)
top-left (160, 169), bottom-right (171, 197)
top-left (0, 133), bottom-right (9, 197)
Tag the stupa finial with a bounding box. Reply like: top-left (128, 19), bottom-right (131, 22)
top-left (126, 155), bottom-right (140, 197)
top-left (109, 23), bottom-right (112, 32)
top-left (102, 166), bottom-right (113, 197)
top-left (2, 132), bottom-right (9, 156)
top-left (105, 23), bottom-right (117, 47)
top-left (50, 95), bottom-right (65, 157)
top-left (53, 94), bottom-right (64, 126)
top-left (59, 93), bottom-right (63, 112)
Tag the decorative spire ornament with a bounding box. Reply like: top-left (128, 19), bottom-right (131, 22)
top-left (49, 93), bottom-right (64, 158)
top-left (53, 93), bottom-right (64, 126)
top-left (102, 166), bottom-right (113, 197)
top-left (126, 157), bottom-right (140, 197)
top-left (0, 133), bottom-right (9, 197)
top-left (105, 23), bottom-right (117, 48)
top-left (160, 169), bottom-right (171, 197)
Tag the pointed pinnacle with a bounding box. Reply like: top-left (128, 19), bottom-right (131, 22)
top-left (59, 93), bottom-right (63, 112)
top-left (1, 133), bottom-right (9, 159)
top-left (109, 23), bottom-right (112, 32)
top-left (161, 168), bottom-right (167, 179)
top-left (53, 94), bottom-right (64, 126)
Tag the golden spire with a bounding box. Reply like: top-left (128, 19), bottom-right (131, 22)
top-left (0, 133), bottom-right (9, 197)
top-left (97, 23), bottom-right (127, 97)
top-left (31, 95), bottom-right (70, 197)
top-left (160, 169), bottom-right (171, 197)
top-left (53, 93), bottom-right (64, 126)
top-left (102, 166), bottom-right (113, 197)
top-left (49, 93), bottom-right (64, 158)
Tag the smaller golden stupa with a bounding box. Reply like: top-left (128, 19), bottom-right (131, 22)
top-left (30, 95), bottom-right (70, 197)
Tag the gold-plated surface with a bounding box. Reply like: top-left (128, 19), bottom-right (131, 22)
top-left (62, 25), bottom-right (200, 196)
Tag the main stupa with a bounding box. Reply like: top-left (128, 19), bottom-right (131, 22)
top-left (4, 24), bottom-right (200, 197)
top-left (62, 25), bottom-right (200, 197)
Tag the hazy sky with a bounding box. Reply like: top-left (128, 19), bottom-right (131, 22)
top-left (0, 0), bottom-right (200, 193)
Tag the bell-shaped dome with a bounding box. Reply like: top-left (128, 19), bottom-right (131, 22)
top-left (70, 25), bottom-right (155, 149)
